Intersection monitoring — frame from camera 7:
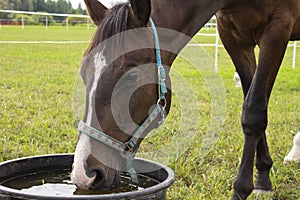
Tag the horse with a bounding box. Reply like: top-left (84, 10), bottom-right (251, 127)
top-left (71, 0), bottom-right (300, 199)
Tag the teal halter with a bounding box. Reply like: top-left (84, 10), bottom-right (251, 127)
top-left (78, 17), bottom-right (167, 186)
top-left (149, 17), bottom-right (168, 101)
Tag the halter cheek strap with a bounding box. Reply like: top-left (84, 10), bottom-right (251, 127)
top-left (78, 17), bottom-right (166, 186)
top-left (149, 17), bottom-right (168, 102)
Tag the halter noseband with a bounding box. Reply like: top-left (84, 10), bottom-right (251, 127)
top-left (78, 17), bottom-right (167, 185)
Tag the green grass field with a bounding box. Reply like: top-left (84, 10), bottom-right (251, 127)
top-left (0, 26), bottom-right (299, 199)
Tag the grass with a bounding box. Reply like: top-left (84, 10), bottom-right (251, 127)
top-left (0, 26), bottom-right (299, 199)
top-left (0, 26), bottom-right (94, 160)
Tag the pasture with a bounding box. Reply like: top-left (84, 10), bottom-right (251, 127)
top-left (0, 26), bottom-right (299, 199)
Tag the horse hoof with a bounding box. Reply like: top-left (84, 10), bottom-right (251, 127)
top-left (254, 189), bottom-right (274, 198)
top-left (254, 189), bottom-right (273, 194)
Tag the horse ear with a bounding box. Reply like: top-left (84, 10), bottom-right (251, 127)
top-left (84, 0), bottom-right (108, 26)
top-left (130, 0), bottom-right (151, 27)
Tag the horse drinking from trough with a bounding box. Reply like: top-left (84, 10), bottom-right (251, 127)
top-left (71, 0), bottom-right (300, 199)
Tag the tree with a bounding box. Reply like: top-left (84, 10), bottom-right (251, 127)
top-left (75, 3), bottom-right (83, 14)
top-left (0, 0), bottom-right (8, 19)
top-left (0, 0), bottom-right (15, 19)
top-left (33, 0), bottom-right (46, 12)
top-left (14, 0), bottom-right (22, 10)
top-left (27, 0), bottom-right (34, 11)
top-left (4, 0), bottom-right (14, 10)
top-left (56, 0), bottom-right (67, 13)
top-left (66, 1), bottom-right (72, 13)
top-left (46, 0), bottom-right (58, 13)
top-left (0, 0), bottom-right (7, 10)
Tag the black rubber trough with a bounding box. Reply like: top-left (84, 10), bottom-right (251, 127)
top-left (0, 154), bottom-right (174, 200)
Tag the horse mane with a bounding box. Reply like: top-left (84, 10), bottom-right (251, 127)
top-left (88, 3), bottom-right (133, 53)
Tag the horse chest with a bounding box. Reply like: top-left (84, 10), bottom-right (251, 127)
top-left (217, 2), bottom-right (279, 44)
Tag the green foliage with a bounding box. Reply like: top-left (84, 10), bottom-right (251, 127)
top-left (67, 16), bottom-right (87, 26)
top-left (0, 26), bottom-right (299, 199)
top-left (15, 14), bottom-right (32, 23)
top-left (32, 14), bottom-right (55, 25)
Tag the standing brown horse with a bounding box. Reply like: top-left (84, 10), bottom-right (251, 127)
top-left (71, 0), bottom-right (300, 199)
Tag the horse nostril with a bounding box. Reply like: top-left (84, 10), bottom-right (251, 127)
top-left (83, 155), bottom-right (120, 190)
top-left (89, 169), bottom-right (106, 190)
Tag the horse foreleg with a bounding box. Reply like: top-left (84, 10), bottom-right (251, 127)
top-left (232, 19), bottom-right (293, 200)
top-left (231, 105), bottom-right (267, 200)
top-left (232, 134), bottom-right (258, 200)
top-left (217, 22), bottom-right (258, 200)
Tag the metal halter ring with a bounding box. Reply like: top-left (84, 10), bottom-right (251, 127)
top-left (157, 98), bottom-right (167, 109)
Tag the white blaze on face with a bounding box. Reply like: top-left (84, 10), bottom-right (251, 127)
top-left (71, 134), bottom-right (95, 190)
top-left (71, 50), bottom-right (107, 189)
top-left (86, 51), bottom-right (107, 125)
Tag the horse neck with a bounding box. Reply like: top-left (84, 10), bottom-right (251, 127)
top-left (151, 0), bottom-right (232, 37)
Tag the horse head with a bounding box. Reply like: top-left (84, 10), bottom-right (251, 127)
top-left (71, 0), bottom-right (171, 190)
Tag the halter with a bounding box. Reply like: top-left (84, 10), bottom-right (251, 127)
top-left (78, 17), bottom-right (167, 186)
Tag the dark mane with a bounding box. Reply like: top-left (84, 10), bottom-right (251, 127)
top-left (89, 3), bottom-right (133, 52)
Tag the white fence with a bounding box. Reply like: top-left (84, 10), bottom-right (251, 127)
top-left (196, 21), bottom-right (220, 72)
top-left (0, 10), bottom-right (90, 30)
top-left (0, 10), bottom-right (298, 69)
top-left (196, 21), bottom-right (298, 70)
top-left (292, 41), bottom-right (298, 69)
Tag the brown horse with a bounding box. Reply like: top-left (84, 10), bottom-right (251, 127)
top-left (71, 0), bottom-right (300, 199)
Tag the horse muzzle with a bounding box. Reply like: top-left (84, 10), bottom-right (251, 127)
top-left (71, 153), bottom-right (121, 190)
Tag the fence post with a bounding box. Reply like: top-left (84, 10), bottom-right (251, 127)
top-left (22, 16), bottom-right (24, 30)
top-left (66, 17), bottom-right (69, 30)
top-left (292, 41), bottom-right (297, 69)
top-left (214, 25), bottom-right (219, 73)
top-left (45, 16), bottom-right (48, 30)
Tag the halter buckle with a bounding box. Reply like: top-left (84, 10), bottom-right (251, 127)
top-left (124, 141), bottom-right (135, 152)
top-left (158, 65), bottom-right (166, 82)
